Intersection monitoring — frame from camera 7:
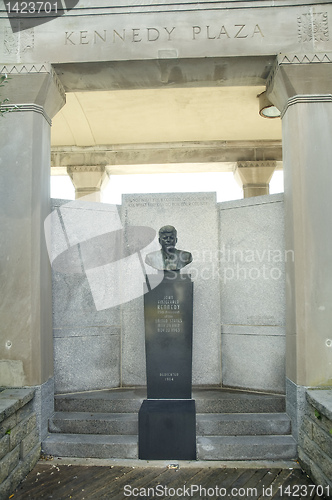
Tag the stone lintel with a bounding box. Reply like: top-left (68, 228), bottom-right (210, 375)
top-left (54, 56), bottom-right (275, 92)
top-left (51, 141), bottom-right (282, 171)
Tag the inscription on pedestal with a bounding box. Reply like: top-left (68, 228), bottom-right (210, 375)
top-left (144, 273), bottom-right (193, 399)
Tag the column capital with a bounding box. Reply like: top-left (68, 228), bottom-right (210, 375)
top-left (234, 161), bottom-right (276, 198)
top-left (0, 62), bottom-right (65, 120)
top-left (266, 52), bottom-right (332, 115)
top-left (67, 165), bottom-right (109, 201)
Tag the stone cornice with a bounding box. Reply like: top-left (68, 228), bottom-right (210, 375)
top-left (0, 0), bottom-right (330, 16)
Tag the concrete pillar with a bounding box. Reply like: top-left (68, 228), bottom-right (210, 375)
top-left (234, 161), bottom-right (276, 198)
top-left (0, 64), bottom-right (65, 387)
top-left (267, 54), bottom-right (332, 389)
top-left (67, 166), bottom-right (109, 201)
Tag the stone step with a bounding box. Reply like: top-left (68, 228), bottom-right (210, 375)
top-left (49, 411), bottom-right (291, 437)
top-left (195, 390), bottom-right (285, 414)
top-left (197, 413), bottom-right (291, 436)
top-left (49, 412), bottom-right (139, 435)
top-left (42, 433), bottom-right (138, 460)
top-left (42, 433), bottom-right (297, 461)
top-left (48, 389), bottom-right (291, 461)
top-left (55, 388), bottom-right (285, 414)
top-left (55, 388), bottom-right (145, 414)
top-left (197, 435), bottom-right (297, 461)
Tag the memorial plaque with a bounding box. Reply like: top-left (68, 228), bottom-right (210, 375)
top-left (144, 272), bottom-right (193, 399)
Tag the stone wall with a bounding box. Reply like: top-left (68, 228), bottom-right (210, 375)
top-left (219, 194), bottom-right (286, 393)
top-left (0, 389), bottom-right (40, 498)
top-left (51, 193), bottom-right (286, 394)
top-left (298, 389), bottom-right (332, 497)
top-left (51, 199), bottom-right (122, 393)
top-left (121, 192), bottom-right (221, 387)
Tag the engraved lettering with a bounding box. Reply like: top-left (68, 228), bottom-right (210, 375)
top-left (234, 24), bottom-right (248, 38)
top-left (206, 26), bottom-right (216, 39)
top-left (94, 30), bottom-right (107, 43)
top-left (147, 27), bottom-right (160, 41)
top-left (63, 23), bottom-right (266, 47)
top-left (164, 26), bottom-right (176, 41)
top-left (80, 30), bottom-right (89, 44)
top-left (132, 28), bottom-right (142, 42)
top-left (192, 26), bottom-right (201, 39)
top-left (65, 31), bottom-right (75, 45)
top-left (252, 24), bottom-right (264, 37)
top-left (113, 29), bottom-right (125, 42)
top-left (218, 26), bottom-right (230, 38)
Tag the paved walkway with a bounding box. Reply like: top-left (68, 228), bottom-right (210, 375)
top-left (9, 458), bottom-right (329, 499)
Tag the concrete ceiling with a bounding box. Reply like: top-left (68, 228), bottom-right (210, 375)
top-left (51, 85), bottom-right (282, 147)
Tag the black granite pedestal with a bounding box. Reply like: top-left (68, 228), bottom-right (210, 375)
top-left (139, 272), bottom-right (196, 460)
top-left (144, 272), bottom-right (193, 399)
top-left (139, 399), bottom-right (196, 460)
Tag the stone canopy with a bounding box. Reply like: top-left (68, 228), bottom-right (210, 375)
top-left (0, 0), bottom-right (332, 492)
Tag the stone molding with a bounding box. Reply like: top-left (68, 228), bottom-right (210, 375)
top-left (279, 53), bottom-right (332, 65)
top-left (1, 62), bottom-right (51, 74)
top-left (0, 0), bottom-right (328, 15)
top-left (236, 160), bottom-right (277, 170)
top-left (0, 103), bottom-right (52, 125)
top-left (67, 165), bottom-right (107, 176)
top-left (75, 187), bottom-right (101, 193)
top-left (281, 94), bottom-right (332, 118)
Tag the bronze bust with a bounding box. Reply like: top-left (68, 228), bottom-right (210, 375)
top-left (145, 225), bottom-right (193, 271)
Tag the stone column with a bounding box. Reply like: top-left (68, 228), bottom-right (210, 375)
top-left (267, 53), bottom-right (332, 389)
top-left (67, 166), bottom-right (109, 201)
top-left (234, 161), bottom-right (276, 198)
top-left (266, 53), bottom-right (332, 436)
top-left (0, 64), bottom-right (65, 392)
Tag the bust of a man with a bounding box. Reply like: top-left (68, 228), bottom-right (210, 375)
top-left (145, 225), bottom-right (193, 271)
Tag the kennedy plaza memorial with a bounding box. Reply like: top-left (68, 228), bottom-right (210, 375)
top-left (1, 0), bottom-right (332, 497)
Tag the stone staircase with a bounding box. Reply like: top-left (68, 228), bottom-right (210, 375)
top-left (42, 388), bottom-right (297, 461)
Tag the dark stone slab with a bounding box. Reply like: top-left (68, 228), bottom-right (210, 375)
top-left (144, 273), bottom-right (193, 399)
top-left (138, 399), bottom-right (196, 460)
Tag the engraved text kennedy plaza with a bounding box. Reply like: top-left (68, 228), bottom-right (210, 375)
top-left (64, 24), bottom-right (264, 45)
